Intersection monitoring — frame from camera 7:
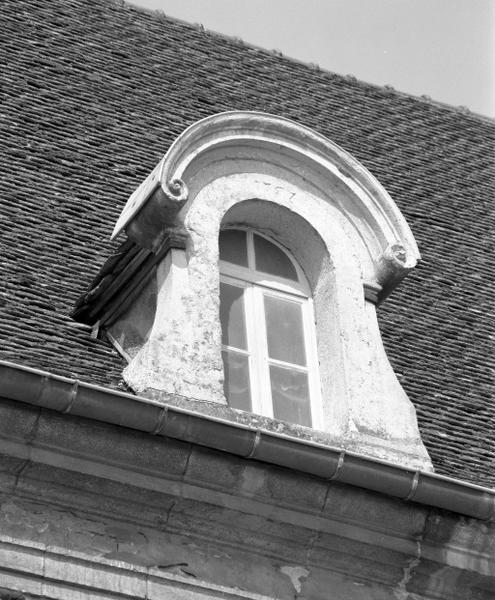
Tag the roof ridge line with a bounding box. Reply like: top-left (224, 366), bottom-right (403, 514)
top-left (123, 0), bottom-right (494, 125)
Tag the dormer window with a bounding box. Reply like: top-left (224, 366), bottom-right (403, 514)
top-left (83, 111), bottom-right (433, 471)
top-left (219, 229), bottom-right (321, 427)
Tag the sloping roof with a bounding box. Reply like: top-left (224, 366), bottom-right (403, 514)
top-left (1, 0), bottom-right (494, 487)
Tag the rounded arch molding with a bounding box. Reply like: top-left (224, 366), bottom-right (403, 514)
top-left (113, 111), bottom-right (420, 302)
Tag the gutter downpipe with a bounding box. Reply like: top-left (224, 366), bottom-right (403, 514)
top-left (1, 360), bottom-right (493, 522)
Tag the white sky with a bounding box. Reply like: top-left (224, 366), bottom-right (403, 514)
top-left (129, 0), bottom-right (495, 119)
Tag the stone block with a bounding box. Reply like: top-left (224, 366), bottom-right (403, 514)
top-left (168, 498), bottom-right (315, 563)
top-left (0, 572), bottom-right (43, 596)
top-left (34, 411), bottom-right (191, 477)
top-left (322, 480), bottom-right (427, 538)
top-left (184, 446), bottom-right (244, 491)
top-left (0, 400), bottom-right (39, 442)
top-left (15, 461), bottom-right (176, 527)
top-left (236, 461), bottom-right (327, 512)
top-left (43, 554), bottom-right (147, 597)
top-left (185, 446), bottom-right (327, 512)
top-left (0, 539), bottom-right (44, 577)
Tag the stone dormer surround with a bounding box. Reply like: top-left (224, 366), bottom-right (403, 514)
top-left (83, 112), bottom-right (432, 471)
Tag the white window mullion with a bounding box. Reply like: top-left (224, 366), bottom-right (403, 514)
top-left (220, 261), bottom-right (308, 296)
top-left (243, 283), bottom-right (263, 415)
top-left (253, 286), bottom-right (273, 418)
top-left (221, 344), bottom-right (250, 356)
top-left (266, 356), bottom-right (309, 372)
top-left (246, 230), bottom-right (256, 270)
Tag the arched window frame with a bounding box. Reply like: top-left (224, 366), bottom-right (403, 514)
top-left (219, 227), bottom-right (323, 428)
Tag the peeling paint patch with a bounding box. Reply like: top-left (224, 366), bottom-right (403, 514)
top-left (280, 565), bottom-right (309, 593)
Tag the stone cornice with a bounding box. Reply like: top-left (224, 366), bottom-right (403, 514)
top-left (0, 392), bottom-right (493, 597)
top-left (1, 360), bottom-right (493, 520)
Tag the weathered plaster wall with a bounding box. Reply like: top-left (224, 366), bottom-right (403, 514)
top-left (0, 460), bottom-right (493, 600)
top-left (108, 274), bottom-right (157, 361)
top-left (119, 248), bottom-right (226, 402)
top-left (0, 400), bottom-right (492, 600)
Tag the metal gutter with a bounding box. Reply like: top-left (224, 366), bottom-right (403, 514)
top-left (1, 360), bottom-right (493, 521)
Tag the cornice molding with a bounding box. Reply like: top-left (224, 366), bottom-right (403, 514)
top-left (0, 361), bottom-right (493, 598)
top-left (1, 361), bottom-right (493, 521)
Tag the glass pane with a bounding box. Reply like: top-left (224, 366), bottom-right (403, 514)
top-left (270, 365), bottom-right (311, 427)
top-left (222, 350), bottom-right (252, 411)
top-left (220, 282), bottom-right (247, 349)
top-left (264, 295), bottom-right (306, 366)
top-left (219, 229), bottom-right (248, 266)
top-left (254, 234), bottom-right (298, 280)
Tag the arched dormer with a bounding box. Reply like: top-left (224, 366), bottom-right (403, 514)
top-left (96, 112), bottom-right (431, 470)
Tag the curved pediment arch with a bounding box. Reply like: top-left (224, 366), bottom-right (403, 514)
top-left (113, 111), bottom-right (420, 301)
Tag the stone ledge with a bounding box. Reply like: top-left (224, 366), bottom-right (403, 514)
top-left (0, 400), bottom-right (492, 588)
top-left (0, 398), bottom-right (425, 543)
top-left (0, 402), bottom-right (493, 599)
top-left (0, 537), bottom-right (273, 600)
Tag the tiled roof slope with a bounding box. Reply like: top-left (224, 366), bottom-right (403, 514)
top-left (1, 0), bottom-right (494, 487)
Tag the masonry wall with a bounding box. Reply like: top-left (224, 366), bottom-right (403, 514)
top-left (0, 398), bottom-right (493, 600)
